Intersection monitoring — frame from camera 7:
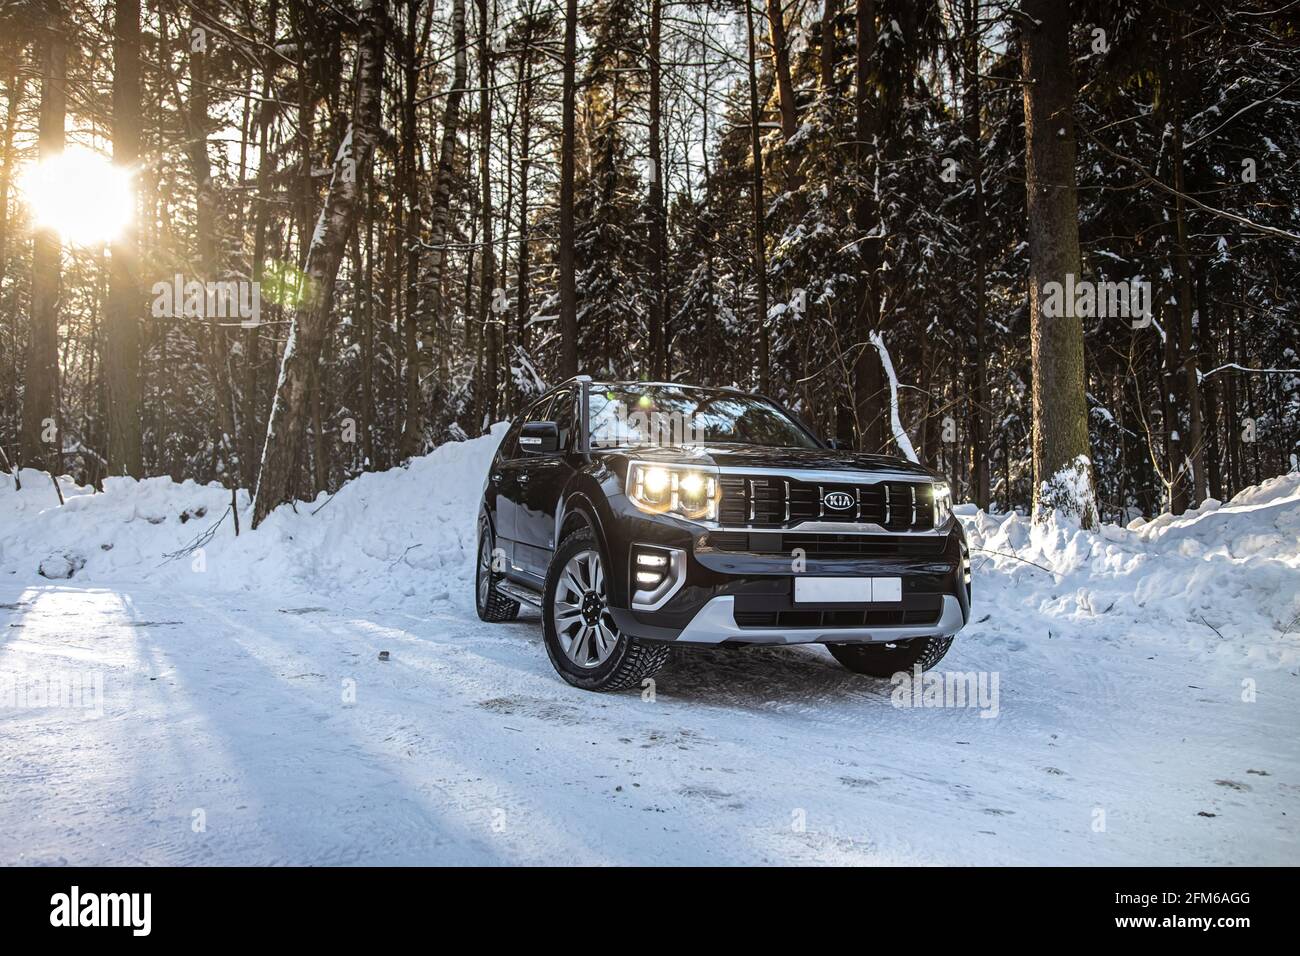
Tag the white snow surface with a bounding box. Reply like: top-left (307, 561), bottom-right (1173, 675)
top-left (1, 431), bottom-right (1298, 865)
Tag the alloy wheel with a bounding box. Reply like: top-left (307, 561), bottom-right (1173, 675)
top-left (477, 532), bottom-right (493, 608)
top-left (551, 549), bottom-right (619, 667)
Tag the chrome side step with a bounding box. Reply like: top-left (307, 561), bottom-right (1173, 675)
top-left (498, 581), bottom-right (544, 608)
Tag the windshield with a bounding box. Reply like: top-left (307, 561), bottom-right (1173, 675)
top-left (587, 385), bottom-right (819, 449)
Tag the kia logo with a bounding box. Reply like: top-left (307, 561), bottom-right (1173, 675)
top-left (822, 491), bottom-right (854, 511)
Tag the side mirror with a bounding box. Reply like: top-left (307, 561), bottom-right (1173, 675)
top-left (520, 421), bottom-right (560, 454)
top-left (825, 438), bottom-right (852, 451)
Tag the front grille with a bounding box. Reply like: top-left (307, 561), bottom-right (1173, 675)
top-left (717, 475), bottom-right (935, 531)
top-left (706, 531), bottom-right (946, 559)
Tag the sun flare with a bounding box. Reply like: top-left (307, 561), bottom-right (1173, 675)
top-left (17, 146), bottom-right (134, 247)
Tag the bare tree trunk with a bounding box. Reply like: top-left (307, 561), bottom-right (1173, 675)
top-left (1169, 13), bottom-right (1205, 510)
top-left (515, 31), bottom-right (534, 391)
top-left (818, 0), bottom-right (849, 443)
top-left (381, 198), bottom-right (399, 460)
top-left (179, 3), bottom-right (242, 491)
top-left (819, 0), bottom-right (839, 94)
top-left (105, 0), bottom-right (143, 478)
top-left (399, 0), bottom-right (420, 456)
top-left (361, 164), bottom-right (376, 469)
top-left (311, 370), bottom-right (326, 491)
top-left (698, 31), bottom-right (717, 374)
top-left (400, 0), bottom-right (431, 455)
top-left (1019, 0), bottom-right (1096, 526)
top-left (477, 0), bottom-right (498, 425)
top-left (647, 0), bottom-right (667, 378)
top-left (1197, 265), bottom-right (1222, 500)
top-left (244, 0), bottom-right (279, 476)
top-left (499, 42), bottom-right (517, 416)
top-left (404, 0), bottom-right (465, 455)
top-left (744, 0), bottom-right (770, 393)
top-left (1225, 303), bottom-right (1241, 495)
top-left (558, 0), bottom-right (579, 377)
top-left (1158, 293), bottom-right (1186, 512)
top-left (765, 0), bottom-right (803, 199)
top-left (252, 0), bottom-right (385, 527)
top-left (852, 0), bottom-right (884, 451)
top-left (0, 69), bottom-right (21, 287)
top-left (0, 68), bottom-right (23, 434)
top-left (963, 0), bottom-right (989, 509)
top-left (21, 26), bottom-right (66, 473)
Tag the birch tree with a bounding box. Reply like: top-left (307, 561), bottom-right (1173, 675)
top-left (252, 0), bottom-right (385, 526)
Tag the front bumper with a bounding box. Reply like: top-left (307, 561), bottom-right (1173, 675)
top-left (665, 593), bottom-right (966, 646)
top-left (602, 495), bottom-right (971, 647)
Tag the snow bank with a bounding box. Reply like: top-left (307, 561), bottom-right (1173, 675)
top-left (0, 423), bottom-right (508, 612)
top-left (957, 472), bottom-right (1300, 670)
top-left (3, 432), bottom-right (1298, 667)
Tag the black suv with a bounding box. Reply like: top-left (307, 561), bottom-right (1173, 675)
top-left (476, 377), bottom-right (971, 691)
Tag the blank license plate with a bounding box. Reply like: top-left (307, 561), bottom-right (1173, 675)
top-left (793, 577), bottom-right (902, 603)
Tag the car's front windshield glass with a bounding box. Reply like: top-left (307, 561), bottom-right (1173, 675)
top-left (587, 385), bottom-right (819, 449)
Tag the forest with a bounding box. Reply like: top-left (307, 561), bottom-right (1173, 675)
top-left (0, 0), bottom-right (1296, 529)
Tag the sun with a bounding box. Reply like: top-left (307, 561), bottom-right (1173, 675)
top-left (17, 146), bottom-right (134, 247)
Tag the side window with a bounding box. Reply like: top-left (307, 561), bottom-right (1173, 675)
top-left (509, 396), bottom-right (553, 458)
top-left (550, 389), bottom-right (575, 452)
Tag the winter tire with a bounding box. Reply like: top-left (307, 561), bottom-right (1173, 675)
top-left (543, 527), bottom-right (669, 691)
top-left (476, 518), bottom-right (520, 622)
top-left (827, 634), bottom-right (953, 678)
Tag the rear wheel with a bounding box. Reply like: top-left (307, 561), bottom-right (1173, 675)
top-left (475, 519), bottom-right (520, 622)
top-left (827, 635), bottom-right (953, 678)
top-left (542, 527), bottom-right (669, 692)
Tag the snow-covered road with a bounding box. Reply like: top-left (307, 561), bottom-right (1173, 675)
top-left (3, 431), bottom-right (1298, 865)
top-left (3, 577), bottom-right (1296, 865)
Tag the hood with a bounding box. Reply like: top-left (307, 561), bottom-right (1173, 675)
top-left (607, 443), bottom-right (941, 480)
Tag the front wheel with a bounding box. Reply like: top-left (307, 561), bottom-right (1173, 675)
top-left (542, 527), bottom-right (669, 692)
top-left (827, 635), bottom-right (953, 678)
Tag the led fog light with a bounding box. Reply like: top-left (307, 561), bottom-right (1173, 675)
top-left (631, 546), bottom-right (686, 612)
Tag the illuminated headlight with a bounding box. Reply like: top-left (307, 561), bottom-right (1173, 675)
top-left (933, 481), bottom-right (953, 525)
top-left (628, 463), bottom-right (720, 521)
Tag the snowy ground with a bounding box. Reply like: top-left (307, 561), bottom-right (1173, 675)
top-left (2, 435), bottom-right (1298, 865)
